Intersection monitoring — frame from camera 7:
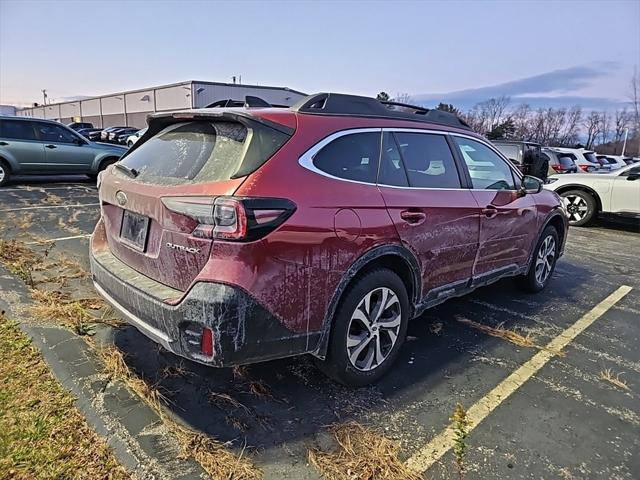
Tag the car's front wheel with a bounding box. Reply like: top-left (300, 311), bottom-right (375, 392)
top-left (561, 189), bottom-right (597, 226)
top-left (315, 269), bottom-right (409, 386)
top-left (0, 160), bottom-right (11, 187)
top-left (518, 226), bottom-right (559, 293)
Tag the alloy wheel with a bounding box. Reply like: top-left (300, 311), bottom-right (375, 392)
top-left (0, 165), bottom-right (5, 183)
top-left (535, 235), bottom-right (556, 285)
top-left (563, 194), bottom-right (589, 223)
top-left (346, 287), bottom-right (402, 371)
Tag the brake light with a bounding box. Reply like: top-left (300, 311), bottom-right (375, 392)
top-left (161, 196), bottom-right (296, 241)
top-left (551, 165), bottom-right (562, 173)
top-left (578, 164), bottom-right (591, 172)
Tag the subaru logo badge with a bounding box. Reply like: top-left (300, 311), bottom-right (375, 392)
top-left (116, 191), bottom-right (127, 206)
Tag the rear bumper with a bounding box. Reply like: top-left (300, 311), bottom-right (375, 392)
top-left (90, 247), bottom-right (318, 367)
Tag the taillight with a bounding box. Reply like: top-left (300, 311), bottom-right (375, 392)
top-left (551, 165), bottom-right (562, 173)
top-left (161, 196), bottom-right (296, 241)
top-left (578, 164), bottom-right (590, 172)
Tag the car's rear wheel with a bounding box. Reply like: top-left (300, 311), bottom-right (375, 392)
top-left (314, 269), bottom-right (409, 386)
top-left (517, 226), bottom-right (559, 293)
top-left (561, 189), bottom-right (597, 226)
top-left (0, 160), bottom-right (11, 187)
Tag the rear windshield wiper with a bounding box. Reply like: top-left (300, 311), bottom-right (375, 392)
top-left (115, 163), bottom-right (139, 178)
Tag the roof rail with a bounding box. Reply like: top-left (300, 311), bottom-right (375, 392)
top-left (205, 96), bottom-right (274, 109)
top-left (291, 92), bottom-right (471, 130)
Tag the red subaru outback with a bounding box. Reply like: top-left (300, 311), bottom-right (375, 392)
top-left (90, 93), bottom-right (567, 386)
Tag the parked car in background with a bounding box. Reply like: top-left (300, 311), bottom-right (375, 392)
top-left (542, 148), bottom-right (578, 175)
top-left (101, 126), bottom-right (129, 142)
top-left (0, 116), bottom-right (126, 186)
top-left (550, 147), bottom-right (600, 172)
top-left (107, 127), bottom-right (134, 143)
top-left (492, 140), bottom-right (549, 180)
top-left (67, 121), bottom-right (94, 131)
top-left (545, 163), bottom-right (640, 226)
top-left (596, 154), bottom-right (627, 170)
top-left (91, 93), bottom-right (567, 386)
top-left (77, 127), bottom-right (103, 140)
top-left (126, 127), bottom-right (147, 147)
top-left (114, 128), bottom-right (139, 144)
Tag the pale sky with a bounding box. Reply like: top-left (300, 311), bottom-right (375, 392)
top-left (1, 0), bottom-right (638, 109)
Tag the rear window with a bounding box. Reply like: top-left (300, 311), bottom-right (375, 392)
top-left (119, 121), bottom-right (287, 185)
top-left (583, 152), bottom-right (599, 164)
top-left (558, 155), bottom-right (575, 167)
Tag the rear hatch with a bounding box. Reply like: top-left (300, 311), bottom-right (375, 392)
top-left (98, 111), bottom-right (293, 291)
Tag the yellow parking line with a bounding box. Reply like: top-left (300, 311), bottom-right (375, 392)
top-left (406, 285), bottom-right (633, 473)
top-left (26, 234), bottom-right (91, 244)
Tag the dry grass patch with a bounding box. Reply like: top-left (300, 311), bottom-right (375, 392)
top-left (41, 193), bottom-right (63, 205)
top-left (599, 369), bottom-right (631, 391)
top-left (308, 422), bottom-right (421, 480)
top-left (456, 316), bottom-right (564, 356)
top-left (0, 239), bottom-right (42, 286)
top-left (98, 346), bottom-right (262, 480)
top-left (0, 312), bottom-right (130, 479)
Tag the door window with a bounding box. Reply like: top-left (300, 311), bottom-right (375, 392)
top-left (394, 132), bottom-right (461, 188)
top-left (454, 136), bottom-right (517, 190)
top-left (378, 132), bottom-right (409, 187)
top-left (0, 120), bottom-right (37, 141)
top-left (35, 123), bottom-right (78, 144)
top-left (313, 132), bottom-right (381, 183)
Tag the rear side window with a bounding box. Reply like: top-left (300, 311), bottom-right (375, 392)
top-left (313, 132), bottom-right (381, 183)
top-left (0, 120), bottom-right (37, 141)
top-left (119, 121), bottom-right (288, 185)
top-left (394, 132), bottom-right (461, 188)
top-left (583, 152), bottom-right (599, 164)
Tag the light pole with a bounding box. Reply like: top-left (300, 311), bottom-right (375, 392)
top-left (41, 89), bottom-right (47, 105)
top-left (621, 128), bottom-right (628, 157)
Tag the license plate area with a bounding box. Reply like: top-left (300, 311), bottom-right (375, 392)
top-left (120, 210), bottom-right (150, 251)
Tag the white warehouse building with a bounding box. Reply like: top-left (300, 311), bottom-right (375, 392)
top-left (15, 80), bottom-right (307, 128)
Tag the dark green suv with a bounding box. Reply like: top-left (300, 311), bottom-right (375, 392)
top-left (0, 116), bottom-right (127, 186)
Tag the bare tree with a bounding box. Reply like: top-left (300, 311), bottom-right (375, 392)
top-left (598, 111), bottom-right (611, 146)
top-left (613, 108), bottom-right (631, 153)
top-left (511, 103), bottom-right (532, 139)
top-left (392, 92), bottom-right (414, 104)
top-left (583, 111), bottom-right (602, 150)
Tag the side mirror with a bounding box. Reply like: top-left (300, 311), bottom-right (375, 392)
top-left (519, 175), bottom-right (543, 196)
top-left (627, 173), bottom-right (639, 181)
top-left (74, 137), bottom-right (86, 146)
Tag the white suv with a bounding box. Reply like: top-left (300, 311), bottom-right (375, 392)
top-left (551, 147), bottom-right (600, 172)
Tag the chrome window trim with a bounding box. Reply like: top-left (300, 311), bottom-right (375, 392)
top-left (297, 126), bottom-right (524, 191)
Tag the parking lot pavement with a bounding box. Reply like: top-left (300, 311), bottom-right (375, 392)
top-left (1, 179), bottom-right (638, 479)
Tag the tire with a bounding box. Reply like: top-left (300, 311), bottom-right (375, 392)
top-left (517, 226), bottom-right (559, 293)
top-left (0, 159), bottom-right (11, 187)
top-left (314, 269), bottom-right (409, 387)
top-left (561, 189), bottom-right (597, 226)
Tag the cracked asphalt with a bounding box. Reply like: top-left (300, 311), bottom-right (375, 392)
top-left (1, 175), bottom-right (639, 479)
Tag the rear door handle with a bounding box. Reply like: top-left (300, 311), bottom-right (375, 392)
top-left (45, 144), bottom-right (57, 149)
top-left (481, 206), bottom-right (498, 218)
top-left (0, 141), bottom-right (8, 146)
top-left (400, 210), bottom-right (427, 225)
